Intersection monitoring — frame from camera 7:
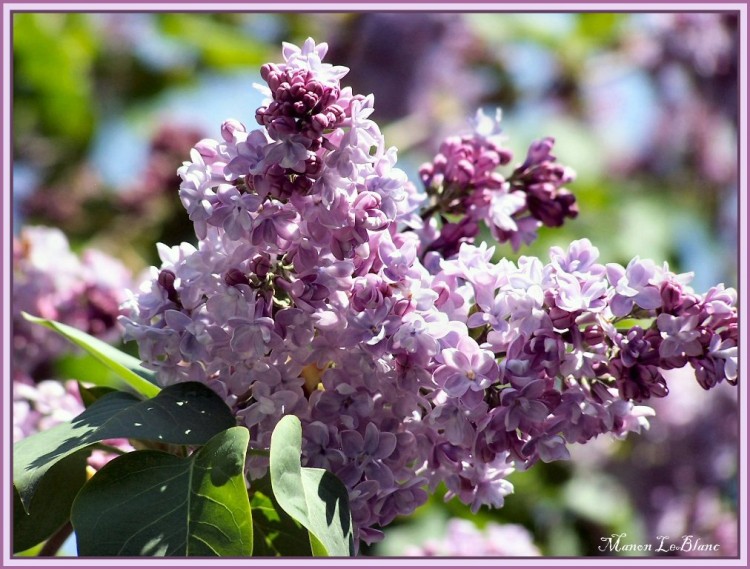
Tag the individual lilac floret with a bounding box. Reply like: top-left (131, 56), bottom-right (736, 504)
top-left (433, 337), bottom-right (500, 403)
top-left (606, 257), bottom-right (667, 316)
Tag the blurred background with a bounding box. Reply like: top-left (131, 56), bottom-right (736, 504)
top-left (12, 11), bottom-right (740, 557)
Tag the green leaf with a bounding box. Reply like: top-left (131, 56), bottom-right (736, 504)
top-left (72, 426), bottom-right (253, 556)
top-left (249, 478), bottom-right (312, 557)
top-left (14, 382), bottom-right (236, 511)
top-left (269, 415), bottom-right (354, 557)
top-left (58, 352), bottom-right (129, 392)
top-left (77, 383), bottom-right (117, 408)
top-left (13, 449), bottom-right (90, 553)
top-left (22, 313), bottom-right (160, 398)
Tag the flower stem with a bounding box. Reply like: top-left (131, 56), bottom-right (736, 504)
top-left (38, 521), bottom-right (73, 557)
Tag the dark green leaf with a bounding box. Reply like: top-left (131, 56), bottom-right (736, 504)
top-left (72, 427), bottom-right (253, 556)
top-left (77, 383), bottom-right (117, 408)
top-left (269, 415), bottom-right (354, 557)
top-left (14, 382), bottom-right (236, 511)
top-left (22, 313), bottom-right (160, 398)
top-left (13, 449), bottom-right (90, 553)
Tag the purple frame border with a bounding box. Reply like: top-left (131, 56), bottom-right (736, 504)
top-left (1, 3), bottom-right (747, 568)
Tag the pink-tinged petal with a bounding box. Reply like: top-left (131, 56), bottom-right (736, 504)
top-left (473, 351), bottom-right (499, 377)
top-left (441, 348), bottom-right (471, 372)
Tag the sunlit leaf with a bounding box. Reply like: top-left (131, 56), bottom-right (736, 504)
top-left (72, 427), bottom-right (252, 556)
top-left (23, 313), bottom-right (160, 398)
top-left (269, 415), bottom-right (354, 557)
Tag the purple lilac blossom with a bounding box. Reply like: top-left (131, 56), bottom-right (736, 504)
top-left (121, 39), bottom-right (739, 547)
top-left (13, 226), bottom-right (133, 377)
top-left (418, 110), bottom-right (577, 254)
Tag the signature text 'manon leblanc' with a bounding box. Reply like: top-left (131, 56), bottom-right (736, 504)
top-left (598, 533), bottom-right (721, 554)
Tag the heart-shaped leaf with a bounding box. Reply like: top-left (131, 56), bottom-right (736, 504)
top-left (269, 415), bottom-right (354, 557)
top-left (72, 426), bottom-right (253, 556)
top-left (14, 382), bottom-right (236, 511)
top-left (23, 313), bottom-right (160, 398)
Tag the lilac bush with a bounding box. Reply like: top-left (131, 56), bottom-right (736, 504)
top-left (120, 38), bottom-right (738, 546)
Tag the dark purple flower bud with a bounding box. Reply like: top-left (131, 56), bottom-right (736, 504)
top-left (518, 137), bottom-right (555, 171)
top-left (617, 326), bottom-right (661, 368)
top-left (659, 279), bottom-right (686, 313)
top-left (256, 66), bottom-right (345, 146)
top-left (549, 306), bottom-right (578, 330)
top-left (512, 138), bottom-right (578, 228)
top-left (610, 359), bottom-right (669, 401)
top-left (582, 324), bottom-right (607, 347)
top-left (525, 185), bottom-right (578, 227)
top-left (224, 268), bottom-right (250, 288)
top-left (247, 254), bottom-right (271, 279)
top-left (82, 285), bottom-right (122, 336)
top-left (692, 352), bottom-right (734, 390)
top-left (425, 217), bottom-right (480, 259)
top-left (157, 269), bottom-right (180, 306)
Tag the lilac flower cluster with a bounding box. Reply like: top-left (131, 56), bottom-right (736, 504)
top-left (13, 378), bottom-right (84, 442)
top-left (121, 39), bottom-right (738, 545)
top-left (13, 226), bottom-right (133, 377)
top-left (405, 519), bottom-right (541, 557)
top-left (419, 110), bottom-right (577, 256)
